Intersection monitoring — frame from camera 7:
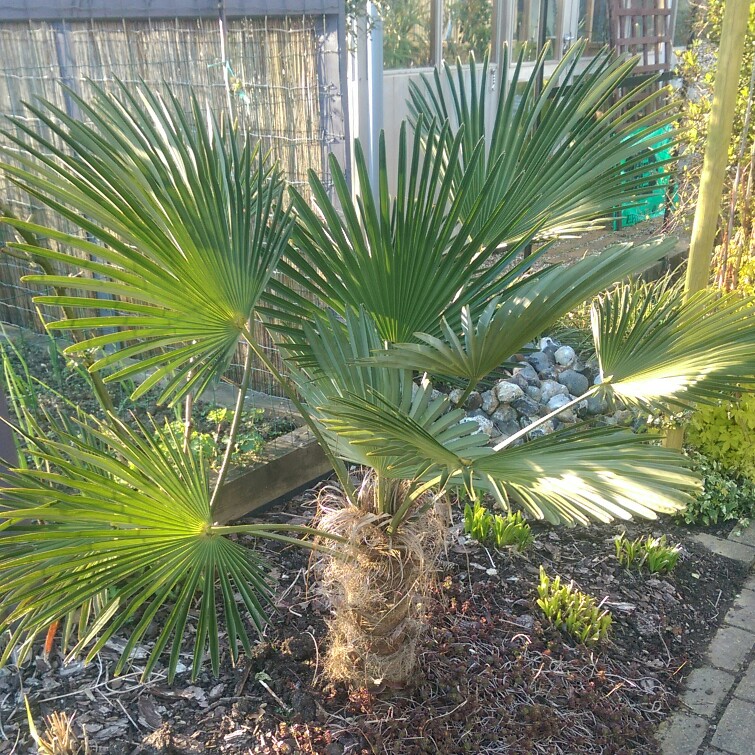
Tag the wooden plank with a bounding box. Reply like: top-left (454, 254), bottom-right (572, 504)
top-left (613, 8), bottom-right (672, 16)
top-left (0, 386), bottom-right (19, 485)
top-left (211, 427), bottom-right (332, 524)
top-left (0, 1), bottom-right (340, 23)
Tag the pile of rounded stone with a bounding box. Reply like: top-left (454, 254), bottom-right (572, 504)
top-left (447, 337), bottom-right (635, 444)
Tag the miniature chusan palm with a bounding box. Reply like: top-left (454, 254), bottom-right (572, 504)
top-left (1, 50), bottom-right (754, 688)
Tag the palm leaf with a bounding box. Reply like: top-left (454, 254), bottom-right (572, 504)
top-left (593, 280), bottom-right (755, 410)
top-left (0, 82), bottom-right (292, 406)
top-left (308, 391), bottom-right (700, 527)
top-left (368, 238), bottom-right (676, 383)
top-left (408, 43), bottom-right (679, 244)
top-left (470, 426), bottom-right (700, 525)
top-left (281, 307), bottom-right (489, 476)
top-left (0, 413), bottom-right (321, 681)
top-left (282, 308), bottom-right (702, 527)
top-left (261, 120), bottom-right (544, 344)
top-left (316, 389), bottom-right (491, 482)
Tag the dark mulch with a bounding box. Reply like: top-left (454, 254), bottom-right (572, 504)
top-left (0, 488), bottom-right (747, 755)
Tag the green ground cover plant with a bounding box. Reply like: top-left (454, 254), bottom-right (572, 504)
top-left (687, 394), bottom-right (755, 484)
top-left (679, 449), bottom-right (755, 526)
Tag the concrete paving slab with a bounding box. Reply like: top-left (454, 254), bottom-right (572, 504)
top-left (723, 589), bottom-right (755, 632)
top-left (681, 667), bottom-right (736, 718)
top-left (706, 625), bottom-right (755, 672)
top-left (728, 522), bottom-right (755, 549)
top-left (710, 697), bottom-right (755, 754)
top-left (733, 662), bottom-right (755, 703)
top-left (658, 712), bottom-right (708, 755)
top-left (691, 533), bottom-right (755, 566)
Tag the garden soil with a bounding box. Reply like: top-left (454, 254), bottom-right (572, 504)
top-left (1, 485), bottom-right (747, 755)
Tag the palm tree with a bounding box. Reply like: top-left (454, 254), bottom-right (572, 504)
top-left (1, 49), bottom-right (754, 689)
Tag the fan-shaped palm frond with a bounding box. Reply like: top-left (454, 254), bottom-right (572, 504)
top-left (408, 42), bottom-right (678, 244)
top-left (367, 238), bottom-right (676, 384)
top-left (592, 280), bottom-right (755, 410)
top-left (470, 426), bottom-right (700, 525)
top-left (0, 413), bottom-right (322, 681)
top-left (0, 82), bottom-right (292, 405)
top-left (317, 390), bottom-right (490, 482)
top-left (261, 121), bottom-right (542, 344)
top-left (304, 388), bottom-right (700, 526)
top-left (281, 308), bottom-right (489, 479)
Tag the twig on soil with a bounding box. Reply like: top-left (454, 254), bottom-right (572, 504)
top-left (424, 698), bottom-right (468, 724)
top-left (257, 678), bottom-right (290, 712)
top-left (0, 693), bottom-right (8, 739)
top-left (658, 625), bottom-right (672, 665)
top-left (276, 568), bottom-right (305, 608)
top-left (113, 696), bottom-right (141, 733)
top-left (234, 659), bottom-right (254, 697)
top-left (36, 670), bottom-right (164, 703)
top-left (306, 630), bottom-right (321, 685)
top-left (7, 730), bottom-right (20, 755)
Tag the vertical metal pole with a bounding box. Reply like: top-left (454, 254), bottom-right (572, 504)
top-left (491, 0), bottom-right (503, 64)
top-left (339, 2), bottom-right (353, 192)
top-left (54, 20), bottom-right (115, 327)
top-left (363, 2), bottom-right (383, 196)
top-left (53, 20), bottom-right (81, 120)
top-left (315, 12), bottom-right (350, 197)
top-left (523, 0), bottom-right (550, 259)
top-left (535, 0), bottom-right (549, 97)
top-left (430, 0), bottom-right (443, 68)
top-left (349, 2), bottom-right (383, 201)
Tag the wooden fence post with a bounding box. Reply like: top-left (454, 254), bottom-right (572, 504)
top-left (684, 0), bottom-right (751, 297)
top-left (665, 0), bottom-right (750, 451)
top-left (0, 385), bottom-right (18, 482)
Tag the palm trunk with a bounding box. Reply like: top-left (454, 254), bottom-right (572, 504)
top-left (316, 471), bottom-right (448, 689)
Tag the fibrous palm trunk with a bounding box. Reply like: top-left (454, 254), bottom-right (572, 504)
top-left (316, 473), bottom-right (449, 689)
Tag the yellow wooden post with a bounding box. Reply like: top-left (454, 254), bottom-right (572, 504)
top-left (665, 0), bottom-right (750, 450)
top-left (684, 0), bottom-right (751, 298)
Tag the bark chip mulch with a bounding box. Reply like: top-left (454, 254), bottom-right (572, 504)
top-left (0, 493), bottom-right (747, 755)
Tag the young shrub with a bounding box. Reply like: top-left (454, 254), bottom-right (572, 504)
top-left (688, 397), bottom-right (755, 486)
top-left (464, 500), bottom-right (533, 551)
top-left (614, 533), bottom-right (681, 574)
top-left (680, 450), bottom-right (755, 526)
top-left (536, 567), bottom-right (612, 646)
top-left (151, 405), bottom-right (275, 470)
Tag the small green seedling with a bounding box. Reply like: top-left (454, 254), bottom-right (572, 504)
top-left (536, 566), bottom-right (612, 645)
top-left (614, 532), bottom-right (643, 568)
top-left (642, 535), bottom-right (681, 574)
top-left (464, 500), bottom-right (533, 550)
top-left (614, 532), bottom-right (680, 574)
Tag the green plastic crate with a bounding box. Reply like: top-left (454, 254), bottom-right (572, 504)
top-left (614, 125), bottom-right (674, 229)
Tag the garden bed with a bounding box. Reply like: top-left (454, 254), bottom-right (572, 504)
top-left (1, 487), bottom-right (748, 755)
top-left (0, 333), bottom-right (298, 471)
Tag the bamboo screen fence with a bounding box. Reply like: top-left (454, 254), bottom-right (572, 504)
top-left (0, 9), bottom-right (346, 397)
